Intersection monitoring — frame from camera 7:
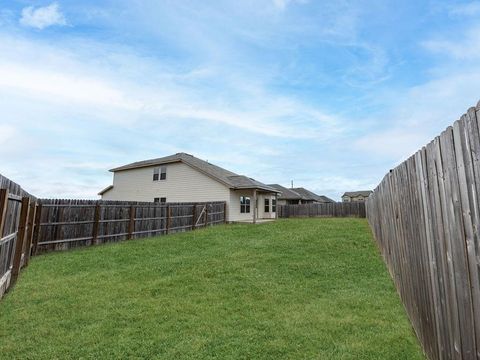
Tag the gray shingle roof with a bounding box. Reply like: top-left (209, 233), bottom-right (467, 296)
top-left (342, 190), bottom-right (373, 197)
top-left (292, 187), bottom-right (334, 203)
top-left (318, 195), bottom-right (336, 203)
top-left (268, 184), bottom-right (335, 203)
top-left (110, 153), bottom-right (277, 192)
top-left (267, 184), bottom-right (305, 200)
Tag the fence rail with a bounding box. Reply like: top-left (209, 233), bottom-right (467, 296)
top-left (0, 173), bottom-right (226, 299)
top-left (34, 199), bottom-right (226, 253)
top-left (278, 202), bottom-right (366, 218)
top-left (366, 101), bottom-right (480, 360)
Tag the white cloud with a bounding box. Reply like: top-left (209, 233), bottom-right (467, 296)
top-left (422, 25), bottom-right (480, 60)
top-left (0, 33), bottom-right (342, 139)
top-left (0, 31), bottom-right (347, 198)
top-left (19, 3), bottom-right (66, 30)
top-left (355, 66), bottom-right (480, 165)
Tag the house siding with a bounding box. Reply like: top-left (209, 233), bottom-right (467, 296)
top-left (101, 161), bottom-right (276, 222)
top-left (257, 193), bottom-right (277, 219)
top-left (228, 190), bottom-right (276, 221)
top-left (102, 162), bottom-right (230, 204)
top-left (342, 195), bottom-right (369, 202)
top-left (229, 189), bottom-right (255, 222)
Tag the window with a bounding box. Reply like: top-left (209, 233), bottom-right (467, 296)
top-left (272, 198), bottom-right (277, 213)
top-left (264, 198), bottom-right (270, 213)
top-left (153, 166), bottom-right (167, 181)
top-left (153, 197), bottom-right (160, 203)
top-left (160, 197), bottom-right (167, 203)
top-left (240, 196), bottom-right (251, 213)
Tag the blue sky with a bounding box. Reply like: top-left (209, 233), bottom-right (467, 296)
top-left (1, 0), bottom-right (480, 200)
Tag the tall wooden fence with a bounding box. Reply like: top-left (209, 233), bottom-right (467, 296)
top-left (366, 102), bottom-right (480, 360)
top-left (0, 174), bottom-right (37, 299)
top-left (0, 173), bottom-right (226, 299)
top-left (34, 199), bottom-right (226, 253)
top-left (278, 202), bottom-right (366, 218)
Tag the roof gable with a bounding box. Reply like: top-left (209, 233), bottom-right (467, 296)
top-left (110, 153), bottom-right (277, 192)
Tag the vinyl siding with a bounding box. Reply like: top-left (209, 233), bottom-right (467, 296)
top-left (101, 162), bottom-right (276, 222)
top-left (257, 193), bottom-right (276, 219)
top-left (102, 162), bottom-right (230, 204)
top-left (229, 189), bottom-right (255, 222)
top-left (228, 190), bottom-right (276, 221)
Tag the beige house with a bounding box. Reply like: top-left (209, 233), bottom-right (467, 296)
top-left (342, 190), bottom-right (373, 203)
top-left (99, 153), bottom-right (278, 223)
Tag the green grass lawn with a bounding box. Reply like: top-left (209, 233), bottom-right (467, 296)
top-left (0, 218), bottom-right (424, 359)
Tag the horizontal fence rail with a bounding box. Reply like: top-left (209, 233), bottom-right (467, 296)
top-left (278, 202), bottom-right (366, 218)
top-left (366, 101), bottom-right (480, 360)
top-left (35, 199), bottom-right (226, 253)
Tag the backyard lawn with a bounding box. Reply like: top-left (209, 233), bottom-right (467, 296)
top-left (0, 218), bottom-right (424, 359)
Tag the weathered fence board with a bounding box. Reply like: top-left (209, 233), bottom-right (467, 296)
top-left (0, 174), bottom-right (36, 299)
top-left (366, 101), bottom-right (480, 360)
top-left (0, 173), bottom-right (226, 298)
top-left (35, 199), bottom-right (226, 253)
top-left (278, 202), bottom-right (365, 218)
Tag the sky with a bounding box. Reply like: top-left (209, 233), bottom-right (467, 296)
top-left (1, 0), bottom-right (480, 200)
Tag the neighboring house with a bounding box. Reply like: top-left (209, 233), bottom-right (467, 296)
top-left (342, 190), bottom-right (373, 202)
top-left (268, 184), bottom-right (335, 205)
top-left (291, 187), bottom-right (335, 204)
top-left (98, 153), bottom-right (278, 223)
top-left (268, 184), bottom-right (305, 205)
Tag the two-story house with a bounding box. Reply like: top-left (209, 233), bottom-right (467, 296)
top-left (98, 153), bottom-right (279, 223)
top-left (342, 190), bottom-right (373, 202)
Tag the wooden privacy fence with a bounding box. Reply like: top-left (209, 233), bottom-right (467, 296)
top-left (366, 102), bottom-right (480, 360)
top-left (0, 174), bottom-right (37, 299)
top-left (278, 202), bottom-right (366, 218)
top-left (34, 199), bottom-right (226, 253)
top-left (0, 173), bottom-right (226, 299)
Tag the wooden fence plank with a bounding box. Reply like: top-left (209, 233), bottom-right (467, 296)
top-left (23, 201), bottom-right (36, 266)
top-left (366, 101), bottom-right (480, 360)
top-left (0, 189), bottom-right (8, 238)
top-left (278, 202), bottom-right (366, 218)
top-left (11, 197), bottom-right (29, 283)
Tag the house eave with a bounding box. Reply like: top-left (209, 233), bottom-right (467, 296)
top-left (98, 185), bottom-right (113, 196)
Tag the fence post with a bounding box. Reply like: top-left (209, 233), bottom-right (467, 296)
top-left (192, 205), bottom-right (196, 230)
top-left (32, 204), bottom-right (42, 255)
top-left (252, 190), bottom-right (257, 224)
top-left (275, 195), bottom-right (278, 219)
top-left (128, 205), bottom-right (135, 240)
top-left (0, 189), bottom-right (8, 237)
top-left (166, 205), bottom-right (170, 234)
top-left (24, 201), bottom-right (36, 266)
top-left (91, 203), bottom-right (101, 245)
top-left (205, 204), bottom-right (208, 227)
top-left (11, 197), bottom-right (30, 283)
top-left (224, 202), bottom-right (227, 223)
